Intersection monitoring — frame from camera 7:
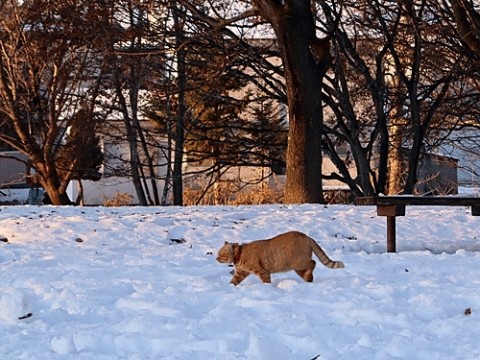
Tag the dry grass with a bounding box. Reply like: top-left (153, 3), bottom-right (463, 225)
top-left (103, 192), bottom-right (134, 207)
top-left (184, 182), bottom-right (283, 205)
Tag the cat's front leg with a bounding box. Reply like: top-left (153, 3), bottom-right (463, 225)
top-left (230, 269), bottom-right (249, 286)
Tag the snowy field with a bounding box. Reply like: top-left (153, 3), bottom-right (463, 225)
top-left (1, 203), bottom-right (480, 359)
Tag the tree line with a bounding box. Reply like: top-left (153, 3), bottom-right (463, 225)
top-left (0, 0), bottom-right (479, 205)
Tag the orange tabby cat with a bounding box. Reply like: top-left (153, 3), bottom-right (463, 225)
top-left (216, 231), bottom-right (345, 285)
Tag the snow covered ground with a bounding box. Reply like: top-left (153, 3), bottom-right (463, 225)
top-left (1, 204), bottom-right (480, 359)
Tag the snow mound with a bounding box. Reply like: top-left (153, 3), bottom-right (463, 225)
top-left (166, 225), bottom-right (191, 246)
top-left (0, 287), bottom-right (30, 323)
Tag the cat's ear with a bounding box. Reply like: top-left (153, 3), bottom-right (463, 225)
top-left (224, 241), bottom-right (229, 245)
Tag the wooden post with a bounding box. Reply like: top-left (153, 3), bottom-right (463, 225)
top-left (386, 216), bottom-right (396, 253)
top-left (377, 205), bottom-right (405, 253)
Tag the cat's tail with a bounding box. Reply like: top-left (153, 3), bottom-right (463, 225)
top-left (310, 238), bottom-right (345, 269)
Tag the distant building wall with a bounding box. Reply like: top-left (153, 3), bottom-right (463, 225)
top-left (415, 153), bottom-right (458, 195)
top-left (0, 151), bottom-right (28, 187)
top-left (67, 176), bottom-right (167, 205)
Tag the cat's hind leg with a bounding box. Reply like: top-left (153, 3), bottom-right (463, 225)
top-left (295, 259), bottom-right (316, 282)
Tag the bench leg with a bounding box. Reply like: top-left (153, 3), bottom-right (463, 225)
top-left (376, 205), bottom-right (403, 253)
top-left (386, 216), bottom-right (396, 253)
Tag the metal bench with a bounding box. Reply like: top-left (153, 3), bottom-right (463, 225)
top-left (354, 196), bottom-right (480, 252)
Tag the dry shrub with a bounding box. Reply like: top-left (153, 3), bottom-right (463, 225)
top-left (183, 182), bottom-right (283, 205)
top-left (183, 187), bottom-right (205, 206)
top-left (324, 189), bottom-right (353, 204)
top-left (103, 191), bottom-right (134, 206)
top-left (233, 184), bottom-right (283, 205)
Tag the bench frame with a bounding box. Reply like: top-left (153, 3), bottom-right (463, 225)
top-left (354, 196), bottom-right (480, 252)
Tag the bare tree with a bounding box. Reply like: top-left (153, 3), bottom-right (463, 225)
top-left (320, 0), bottom-right (480, 196)
top-left (446, 0), bottom-right (480, 55)
top-left (0, 0), bottom-right (109, 204)
top-left (251, 1), bottom-right (330, 203)
top-left (82, 0), bottom-right (177, 206)
top-left (171, 0), bottom-right (332, 203)
top-left (140, 2), bottom-right (288, 205)
top-left (105, 0), bottom-right (165, 205)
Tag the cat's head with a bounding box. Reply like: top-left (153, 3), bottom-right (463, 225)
top-left (216, 241), bottom-right (239, 264)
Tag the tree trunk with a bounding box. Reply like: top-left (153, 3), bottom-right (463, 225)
top-left (172, 9), bottom-right (186, 206)
top-left (387, 122), bottom-right (404, 194)
top-left (161, 97), bottom-right (174, 206)
top-left (41, 176), bottom-right (73, 205)
top-left (75, 179), bottom-right (84, 206)
top-left (376, 116), bottom-right (390, 194)
top-left (255, 0), bottom-right (326, 204)
top-left (111, 61), bottom-right (148, 205)
top-left (47, 192), bottom-right (72, 205)
top-left (403, 99), bottom-right (424, 194)
top-left (30, 160), bottom-right (73, 205)
top-left (137, 130), bottom-right (161, 205)
top-left (350, 141), bottom-right (376, 196)
top-left (123, 98), bottom-right (148, 205)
